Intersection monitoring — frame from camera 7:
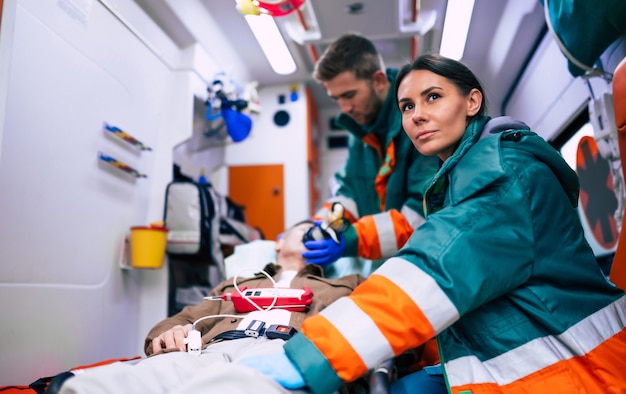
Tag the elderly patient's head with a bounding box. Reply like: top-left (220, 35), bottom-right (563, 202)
top-left (275, 220), bottom-right (314, 271)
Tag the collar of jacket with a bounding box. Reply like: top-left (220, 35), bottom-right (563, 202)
top-left (426, 116), bottom-right (531, 207)
top-left (473, 116), bottom-right (579, 207)
top-left (334, 68), bottom-right (401, 144)
top-left (425, 115), bottom-right (579, 209)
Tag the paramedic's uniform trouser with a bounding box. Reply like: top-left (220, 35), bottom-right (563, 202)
top-left (59, 337), bottom-right (309, 394)
top-left (390, 364), bottom-right (446, 394)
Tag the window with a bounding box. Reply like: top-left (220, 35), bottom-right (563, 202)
top-left (555, 109), bottom-right (617, 271)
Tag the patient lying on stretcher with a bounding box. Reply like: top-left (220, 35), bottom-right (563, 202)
top-left (58, 220), bottom-right (365, 393)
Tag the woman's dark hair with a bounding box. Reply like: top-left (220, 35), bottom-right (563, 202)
top-left (394, 54), bottom-right (487, 118)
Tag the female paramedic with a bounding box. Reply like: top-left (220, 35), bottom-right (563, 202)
top-left (238, 54), bottom-right (626, 393)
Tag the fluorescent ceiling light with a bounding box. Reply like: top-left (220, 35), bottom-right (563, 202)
top-left (244, 14), bottom-right (297, 75)
top-left (440, 0), bottom-right (475, 60)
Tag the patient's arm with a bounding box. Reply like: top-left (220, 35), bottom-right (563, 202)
top-left (144, 293), bottom-right (222, 356)
top-left (143, 278), bottom-right (241, 356)
top-left (150, 323), bottom-right (193, 355)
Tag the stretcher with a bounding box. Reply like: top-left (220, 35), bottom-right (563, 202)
top-left (0, 241), bottom-right (382, 394)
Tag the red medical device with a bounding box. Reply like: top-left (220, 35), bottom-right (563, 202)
top-left (205, 286), bottom-right (313, 313)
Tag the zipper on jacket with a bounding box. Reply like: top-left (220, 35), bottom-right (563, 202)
top-left (437, 335), bottom-right (453, 393)
top-left (501, 131), bottom-right (522, 142)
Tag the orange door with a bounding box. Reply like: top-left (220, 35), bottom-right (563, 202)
top-left (228, 164), bottom-right (284, 241)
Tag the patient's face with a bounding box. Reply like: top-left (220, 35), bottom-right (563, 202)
top-left (276, 222), bottom-right (313, 261)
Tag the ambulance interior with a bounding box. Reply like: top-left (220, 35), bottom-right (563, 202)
top-left (0, 0), bottom-right (625, 388)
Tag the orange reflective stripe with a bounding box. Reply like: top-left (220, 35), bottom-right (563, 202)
top-left (362, 134), bottom-right (382, 157)
top-left (301, 314), bottom-right (369, 381)
top-left (374, 141), bottom-right (396, 211)
top-left (353, 216), bottom-right (382, 259)
top-left (352, 274), bottom-right (436, 354)
top-left (389, 209), bottom-right (414, 249)
top-left (354, 210), bottom-right (414, 259)
top-left (450, 328), bottom-right (626, 393)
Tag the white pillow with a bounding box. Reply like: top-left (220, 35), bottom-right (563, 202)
top-left (225, 240), bottom-right (277, 279)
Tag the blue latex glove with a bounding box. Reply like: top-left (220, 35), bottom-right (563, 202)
top-left (303, 233), bottom-right (345, 267)
top-left (236, 351), bottom-right (305, 389)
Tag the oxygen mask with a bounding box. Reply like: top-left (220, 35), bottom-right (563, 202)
top-left (302, 218), bottom-right (349, 244)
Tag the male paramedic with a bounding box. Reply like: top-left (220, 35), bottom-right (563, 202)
top-left (303, 33), bottom-right (439, 269)
top-left (58, 221), bottom-right (368, 393)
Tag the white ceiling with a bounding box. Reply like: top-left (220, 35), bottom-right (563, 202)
top-left (134, 0), bottom-right (547, 114)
